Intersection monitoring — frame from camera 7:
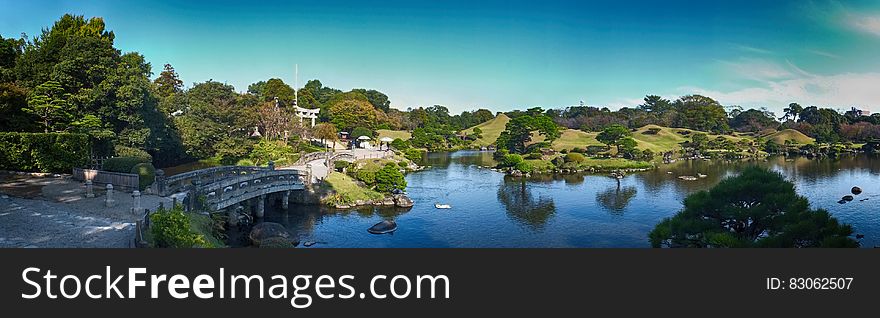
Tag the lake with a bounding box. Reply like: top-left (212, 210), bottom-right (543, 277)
top-left (260, 151), bottom-right (880, 248)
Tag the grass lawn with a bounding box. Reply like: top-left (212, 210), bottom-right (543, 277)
top-left (324, 172), bottom-right (384, 204)
top-left (762, 129), bottom-right (815, 145)
top-left (461, 113), bottom-right (510, 146)
top-left (377, 129), bottom-right (412, 141)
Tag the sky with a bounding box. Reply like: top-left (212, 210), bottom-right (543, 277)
top-left (2, 0), bottom-right (880, 114)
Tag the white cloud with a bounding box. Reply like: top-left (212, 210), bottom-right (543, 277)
top-left (806, 49), bottom-right (841, 59)
top-left (719, 58), bottom-right (798, 82)
top-left (681, 71), bottom-right (880, 112)
top-left (848, 13), bottom-right (880, 36)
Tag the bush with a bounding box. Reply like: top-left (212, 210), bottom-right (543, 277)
top-left (375, 163), bottom-right (407, 192)
top-left (564, 153), bottom-right (586, 163)
top-left (131, 163), bottom-right (156, 191)
top-left (515, 161), bottom-right (533, 173)
top-left (103, 156), bottom-right (150, 173)
top-left (552, 156), bottom-right (565, 167)
top-left (236, 158), bottom-right (255, 166)
top-left (525, 153), bottom-right (542, 160)
top-left (500, 153), bottom-right (524, 167)
top-left (397, 161), bottom-right (408, 168)
top-left (150, 206), bottom-right (208, 248)
top-left (354, 168), bottom-right (377, 185)
top-left (0, 132), bottom-right (91, 173)
top-left (335, 161), bottom-right (352, 171)
top-left (585, 145), bottom-right (610, 156)
top-left (250, 139), bottom-right (296, 166)
top-left (404, 148), bottom-right (424, 162)
top-left (114, 145), bottom-right (152, 161)
top-left (390, 138), bottom-right (410, 150)
top-left (570, 147), bottom-right (585, 154)
top-left (643, 127), bottom-right (662, 135)
top-left (351, 127), bottom-right (374, 139)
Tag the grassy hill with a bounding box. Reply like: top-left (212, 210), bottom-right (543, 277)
top-left (377, 129), bottom-right (412, 141)
top-left (461, 113), bottom-right (510, 147)
top-left (763, 129), bottom-right (814, 145)
top-left (528, 125), bottom-right (755, 154)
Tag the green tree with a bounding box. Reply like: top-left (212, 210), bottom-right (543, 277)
top-left (649, 167), bottom-right (858, 248)
top-left (496, 114), bottom-right (559, 153)
top-left (673, 95), bottom-right (730, 133)
top-left (374, 163), bottom-right (407, 192)
top-left (24, 81), bottom-right (71, 132)
top-left (596, 124), bottom-right (631, 153)
top-left (312, 123), bottom-right (338, 150)
top-left (153, 63), bottom-right (183, 98)
top-left (352, 88), bottom-right (391, 112)
top-left (328, 99), bottom-right (378, 131)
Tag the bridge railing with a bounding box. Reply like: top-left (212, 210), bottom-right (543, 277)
top-left (198, 169), bottom-right (308, 211)
top-left (156, 165), bottom-right (269, 196)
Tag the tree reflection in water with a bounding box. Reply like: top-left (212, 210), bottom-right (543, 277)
top-left (497, 177), bottom-right (556, 230)
top-left (595, 180), bottom-right (637, 215)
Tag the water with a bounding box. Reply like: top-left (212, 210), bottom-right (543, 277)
top-left (261, 151), bottom-right (880, 248)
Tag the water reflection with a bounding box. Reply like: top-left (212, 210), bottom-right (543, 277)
top-left (595, 181), bottom-right (637, 215)
top-left (497, 177), bottom-right (556, 230)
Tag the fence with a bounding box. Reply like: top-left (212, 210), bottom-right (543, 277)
top-left (72, 168), bottom-right (139, 190)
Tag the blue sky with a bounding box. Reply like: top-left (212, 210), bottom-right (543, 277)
top-left (2, 0), bottom-right (880, 114)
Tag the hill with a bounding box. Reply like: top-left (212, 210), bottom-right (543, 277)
top-left (377, 129), bottom-right (412, 141)
top-left (461, 113), bottom-right (510, 146)
top-left (763, 129), bottom-right (814, 145)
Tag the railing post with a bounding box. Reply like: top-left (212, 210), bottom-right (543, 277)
top-left (85, 180), bottom-right (95, 198)
top-left (105, 184), bottom-right (115, 207)
top-left (131, 190), bottom-right (141, 215)
top-left (155, 169), bottom-right (165, 196)
top-left (268, 160), bottom-right (275, 171)
top-left (189, 179), bottom-right (201, 212)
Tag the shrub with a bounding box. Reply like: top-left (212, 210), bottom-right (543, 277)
top-left (493, 148), bottom-right (509, 160)
top-left (335, 161), bottom-right (352, 171)
top-left (560, 149), bottom-right (568, 154)
top-left (351, 127), bottom-right (374, 139)
top-left (354, 168), bottom-right (377, 185)
top-left (564, 153), bottom-right (586, 163)
top-left (0, 132), bottom-right (90, 173)
top-left (643, 127), bottom-right (662, 135)
top-left (585, 145), bottom-right (610, 156)
top-left (500, 153), bottom-right (524, 167)
top-left (570, 147), bottom-right (585, 154)
top-left (250, 139), bottom-right (295, 166)
top-left (525, 153), bottom-right (542, 160)
top-left (236, 158), bottom-right (255, 166)
top-left (397, 161), bottom-right (408, 168)
top-left (390, 138), bottom-right (410, 150)
top-left (515, 161), bottom-right (533, 173)
top-left (150, 206), bottom-right (208, 248)
top-left (552, 156), bottom-right (565, 167)
top-left (404, 148), bottom-right (424, 162)
top-left (642, 149), bottom-right (655, 159)
top-left (114, 145), bottom-right (152, 161)
top-left (131, 163), bottom-right (156, 191)
top-left (375, 163), bottom-right (407, 192)
top-left (103, 157), bottom-right (150, 173)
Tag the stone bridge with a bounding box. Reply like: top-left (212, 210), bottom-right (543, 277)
top-left (155, 163), bottom-right (309, 218)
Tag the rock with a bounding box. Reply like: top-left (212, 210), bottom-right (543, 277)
top-left (838, 199), bottom-right (847, 204)
top-left (335, 204), bottom-right (351, 209)
top-left (842, 195), bottom-right (854, 202)
top-left (367, 220), bottom-right (397, 234)
top-left (382, 198), bottom-right (396, 206)
top-left (852, 186), bottom-right (862, 195)
top-left (355, 199), bottom-right (365, 206)
top-left (394, 195), bottom-right (414, 208)
top-left (249, 222), bottom-right (293, 247)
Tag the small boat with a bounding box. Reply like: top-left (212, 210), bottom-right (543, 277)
top-left (697, 173), bottom-right (707, 178)
top-left (678, 176), bottom-right (698, 181)
top-left (434, 203), bottom-right (452, 209)
top-left (367, 220), bottom-right (397, 234)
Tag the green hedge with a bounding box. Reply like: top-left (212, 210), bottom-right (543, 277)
top-left (0, 132), bottom-right (91, 173)
top-left (131, 162), bottom-right (156, 191)
top-left (103, 156), bottom-right (150, 173)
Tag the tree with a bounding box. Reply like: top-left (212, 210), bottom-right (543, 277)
top-left (596, 124), bottom-right (631, 153)
top-left (328, 99), bottom-right (378, 131)
top-left (312, 123), bottom-right (338, 151)
top-left (153, 63), bottom-right (183, 98)
top-left (673, 95), bottom-right (730, 133)
top-left (649, 167), bottom-right (858, 248)
top-left (374, 163), bottom-right (407, 192)
top-left (639, 95), bottom-right (673, 113)
top-left (496, 114), bottom-right (560, 154)
top-left (24, 81), bottom-right (71, 132)
top-left (729, 108), bottom-right (779, 132)
top-left (352, 88), bottom-right (391, 112)
top-left (781, 103), bottom-right (803, 122)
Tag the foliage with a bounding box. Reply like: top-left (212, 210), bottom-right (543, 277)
top-left (672, 95), bottom-right (730, 133)
top-left (649, 167), bottom-right (858, 248)
top-left (114, 145), bottom-right (153, 161)
top-left (564, 153), bottom-right (585, 163)
top-left (334, 160), bottom-right (351, 170)
top-left (149, 206), bottom-right (210, 248)
top-left (496, 114), bottom-right (560, 153)
top-left (404, 148), bottom-right (425, 162)
top-left (515, 161), bottom-right (533, 173)
top-left (236, 158), bottom-right (255, 166)
top-left (730, 108), bottom-right (778, 132)
top-left (0, 132), bottom-right (90, 173)
top-left (130, 162), bottom-right (156, 191)
top-left (312, 123), bottom-right (338, 148)
top-left (249, 139), bottom-right (295, 166)
top-left (328, 99), bottom-right (378, 131)
top-left (374, 163), bottom-right (407, 192)
top-left (103, 156), bottom-right (150, 173)
top-left (390, 138), bottom-right (410, 150)
top-left (350, 126), bottom-right (374, 139)
top-left (596, 124), bottom-right (631, 153)
top-left (24, 80), bottom-right (71, 133)
top-left (322, 172), bottom-right (384, 206)
top-left (499, 153), bottom-right (524, 167)
top-left (354, 168), bottom-right (377, 185)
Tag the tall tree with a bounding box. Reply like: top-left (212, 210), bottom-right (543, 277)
top-left (328, 99), bottom-right (378, 132)
top-left (153, 63), bottom-right (183, 98)
top-left (24, 80), bottom-right (70, 132)
top-left (596, 124), bottom-right (632, 153)
top-left (496, 114), bottom-right (560, 153)
top-left (673, 95), bottom-right (729, 133)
